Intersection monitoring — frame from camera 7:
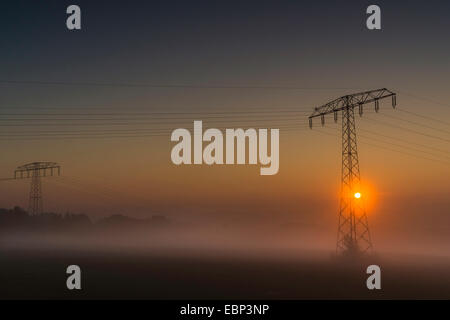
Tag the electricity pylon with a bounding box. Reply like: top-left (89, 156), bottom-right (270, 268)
top-left (309, 89), bottom-right (396, 255)
top-left (14, 162), bottom-right (61, 215)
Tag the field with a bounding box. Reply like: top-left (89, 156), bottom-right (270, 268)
top-left (2, 245), bottom-right (450, 300)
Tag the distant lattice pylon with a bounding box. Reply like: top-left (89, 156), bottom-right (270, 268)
top-left (14, 162), bottom-right (61, 215)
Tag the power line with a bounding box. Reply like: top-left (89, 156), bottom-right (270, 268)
top-left (0, 115), bottom-right (308, 122)
top-left (358, 127), bottom-right (450, 155)
top-left (360, 139), bottom-right (450, 166)
top-left (378, 112), bottom-right (450, 136)
top-left (0, 125), bottom-right (310, 140)
top-left (361, 117), bottom-right (450, 143)
top-left (0, 80), bottom-right (363, 91)
top-left (0, 119), bottom-right (308, 129)
top-left (358, 133), bottom-right (450, 162)
top-left (319, 125), bottom-right (450, 162)
top-left (397, 108), bottom-right (450, 127)
top-left (397, 90), bottom-right (450, 109)
top-left (0, 105), bottom-right (313, 113)
top-left (313, 128), bottom-right (450, 166)
top-left (0, 125), bottom-right (307, 134)
top-left (0, 110), bottom-right (311, 116)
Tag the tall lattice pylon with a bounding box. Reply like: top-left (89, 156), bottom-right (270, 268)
top-left (308, 89), bottom-right (396, 255)
top-left (337, 106), bottom-right (371, 254)
top-left (14, 162), bottom-right (61, 215)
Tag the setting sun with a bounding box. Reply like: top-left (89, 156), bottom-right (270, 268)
top-left (354, 192), bottom-right (361, 199)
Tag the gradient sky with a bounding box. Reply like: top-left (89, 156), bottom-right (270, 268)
top-left (1, 0), bottom-right (450, 254)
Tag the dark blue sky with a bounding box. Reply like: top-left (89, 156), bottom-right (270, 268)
top-left (2, 0), bottom-right (449, 90)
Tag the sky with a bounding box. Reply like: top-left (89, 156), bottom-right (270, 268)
top-left (0, 0), bottom-right (450, 254)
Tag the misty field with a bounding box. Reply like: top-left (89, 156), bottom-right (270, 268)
top-left (1, 245), bottom-right (450, 299)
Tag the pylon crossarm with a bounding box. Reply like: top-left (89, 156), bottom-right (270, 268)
top-left (14, 162), bottom-right (61, 179)
top-left (308, 88), bottom-right (396, 124)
